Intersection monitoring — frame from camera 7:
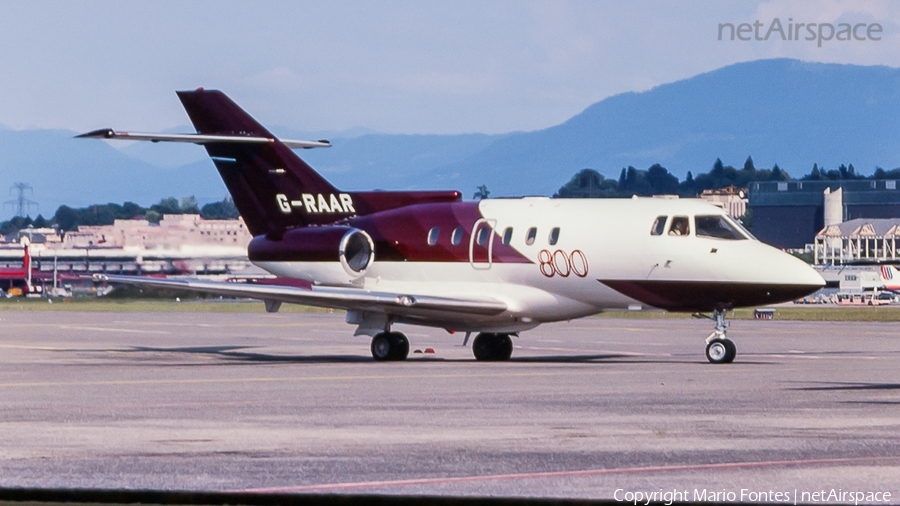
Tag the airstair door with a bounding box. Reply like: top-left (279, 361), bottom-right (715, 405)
top-left (468, 218), bottom-right (496, 270)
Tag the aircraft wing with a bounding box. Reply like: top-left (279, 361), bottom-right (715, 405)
top-left (92, 274), bottom-right (508, 316)
top-left (75, 128), bottom-right (331, 149)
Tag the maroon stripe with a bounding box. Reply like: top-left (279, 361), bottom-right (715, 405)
top-left (600, 279), bottom-right (821, 312)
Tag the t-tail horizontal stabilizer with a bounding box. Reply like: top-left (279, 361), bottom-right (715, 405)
top-left (78, 89), bottom-right (463, 237)
top-left (75, 128), bottom-right (332, 150)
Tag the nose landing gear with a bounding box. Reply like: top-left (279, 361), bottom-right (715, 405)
top-left (695, 309), bottom-right (736, 364)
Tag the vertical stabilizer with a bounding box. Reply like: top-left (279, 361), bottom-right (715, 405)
top-left (177, 89), bottom-right (343, 235)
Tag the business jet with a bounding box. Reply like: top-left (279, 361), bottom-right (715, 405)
top-left (78, 89), bottom-right (825, 364)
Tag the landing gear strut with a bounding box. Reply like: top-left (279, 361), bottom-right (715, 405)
top-left (370, 332), bottom-right (410, 361)
top-left (695, 309), bottom-right (736, 364)
top-left (472, 333), bottom-right (513, 361)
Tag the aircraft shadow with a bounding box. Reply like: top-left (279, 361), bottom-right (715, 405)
top-left (789, 381), bottom-right (900, 391)
top-left (92, 346), bottom-right (765, 366)
top-left (122, 345), bottom-right (374, 364)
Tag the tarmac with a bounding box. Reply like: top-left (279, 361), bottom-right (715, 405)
top-left (0, 309), bottom-right (898, 501)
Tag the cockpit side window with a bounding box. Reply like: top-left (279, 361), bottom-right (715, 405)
top-left (651, 216), bottom-right (667, 236)
top-left (668, 216), bottom-right (690, 236)
top-left (696, 215), bottom-right (747, 240)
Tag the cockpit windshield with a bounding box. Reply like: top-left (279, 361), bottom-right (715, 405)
top-left (695, 215), bottom-right (749, 240)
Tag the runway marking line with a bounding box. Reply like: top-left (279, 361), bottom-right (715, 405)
top-left (238, 455), bottom-right (900, 493)
top-left (59, 325), bottom-right (171, 335)
top-left (0, 344), bottom-right (63, 351)
top-left (0, 369), bottom-right (630, 389)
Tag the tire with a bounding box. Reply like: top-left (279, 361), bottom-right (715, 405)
top-left (495, 334), bottom-right (513, 361)
top-left (389, 332), bottom-right (409, 361)
top-left (472, 333), bottom-right (493, 361)
top-left (371, 333), bottom-right (393, 361)
top-left (706, 339), bottom-right (736, 364)
top-left (722, 338), bottom-right (736, 363)
top-left (472, 333), bottom-right (513, 361)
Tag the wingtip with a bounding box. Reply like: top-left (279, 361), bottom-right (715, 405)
top-left (75, 128), bottom-right (114, 139)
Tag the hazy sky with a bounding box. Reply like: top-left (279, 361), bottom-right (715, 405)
top-left (1, 0), bottom-right (899, 135)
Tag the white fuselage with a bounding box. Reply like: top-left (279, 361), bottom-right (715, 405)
top-left (254, 198), bottom-right (825, 333)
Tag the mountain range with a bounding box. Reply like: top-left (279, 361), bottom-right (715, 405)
top-left (3, 58), bottom-right (900, 220)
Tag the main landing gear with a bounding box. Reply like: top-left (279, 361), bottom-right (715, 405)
top-left (370, 331), bottom-right (514, 362)
top-left (472, 333), bottom-right (514, 361)
top-left (370, 332), bottom-right (410, 361)
top-left (695, 309), bottom-right (736, 364)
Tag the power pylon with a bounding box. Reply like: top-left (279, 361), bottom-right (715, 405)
top-left (4, 183), bottom-right (39, 217)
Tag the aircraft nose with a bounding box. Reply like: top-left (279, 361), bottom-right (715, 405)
top-left (758, 245), bottom-right (825, 301)
top-left (783, 251), bottom-right (826, 288)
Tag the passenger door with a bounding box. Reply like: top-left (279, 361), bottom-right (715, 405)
top-left (469, 218), bottom-right (496, 270)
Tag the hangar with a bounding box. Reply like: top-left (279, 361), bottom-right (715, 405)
top-left (749, 180), bottom-right (900, 249)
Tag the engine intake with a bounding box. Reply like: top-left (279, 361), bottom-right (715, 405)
top-left (249, 226), bottom-right (375, 279)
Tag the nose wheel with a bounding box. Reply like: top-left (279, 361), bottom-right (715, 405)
top-left (695, 309), bottom-right (737, 364)
top-left (705, 338), bottom-right (736, 364)
top-left (371, 332), bottom-right (410, 361)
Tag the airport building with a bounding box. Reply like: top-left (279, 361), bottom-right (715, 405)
top-left (0, 214), bottom-right (256, 280)
top-left (748, 180), bottom-right (900, 249)
top-left (813, 217), bottom-right (900, 265)
top-left (698, 185), bottom-right (747, 218)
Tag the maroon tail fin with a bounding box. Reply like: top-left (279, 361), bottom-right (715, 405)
top-left (177, 89), bottom-right (463, 235)
top-left (177, 89), bottom-right (343, 235)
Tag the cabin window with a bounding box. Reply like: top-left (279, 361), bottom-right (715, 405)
top-left (476, 225), bottom-right (490, 246)
top-left (427, 227), bottom-right (439, 246)
top-left (525, 227), bottom-right (537, 245)
top-left (549, 227), bottom-right (560, 245)
top-left (451, 227), bottom-right (464, 245)
top-left (501, 227), bottom-right (513, 245)
top-left (695, 215), bottom-right (747, 240)
top-left (668, 216), bottom-right (690, 236)
top-left (651, 216), bottom-right (667, 236)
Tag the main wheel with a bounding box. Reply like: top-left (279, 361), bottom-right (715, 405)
top-left (706, 338), bottom-right (736, 364)
top-left (371, 332), bottom-right (410, 361)
top-left (388, 332), bottom-right (409, 361)
top-left (493, 333), bottom-right (513, 361)
top-left (371, 333), bottom-right (393, 361)
top-left (472, 333), bottom-right (513, 361)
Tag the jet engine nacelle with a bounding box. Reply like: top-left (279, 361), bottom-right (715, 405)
top-left (248, 226), bottom-right (376, 285)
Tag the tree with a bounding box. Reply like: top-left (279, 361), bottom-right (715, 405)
top-left (152, 197), bottom-right (182, 215)
top-left (742, 156), bottom-right (755, 172)
top-left (770, 165), bottom-right (783, 181)
top-left (712, 158), bottom-right (725, 180)
top-left (805, 163), bottom-right (822, 181)
top-left (554, 169), bottom-right (619, 198)
top-left (620, 166), bottom-right (652, 196)
top-left (0, 216), bottom-right (32, 235)
top-left (646, 164), bottom-right (678, 195)
top-left (54, 205), bottom-right (80, 231)
top-left (201, 197), bottom-right (240, 219)
top-left (473, 185), bottom-right (491, 200)
top-left (181, 196), bottom-right (200, 214)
